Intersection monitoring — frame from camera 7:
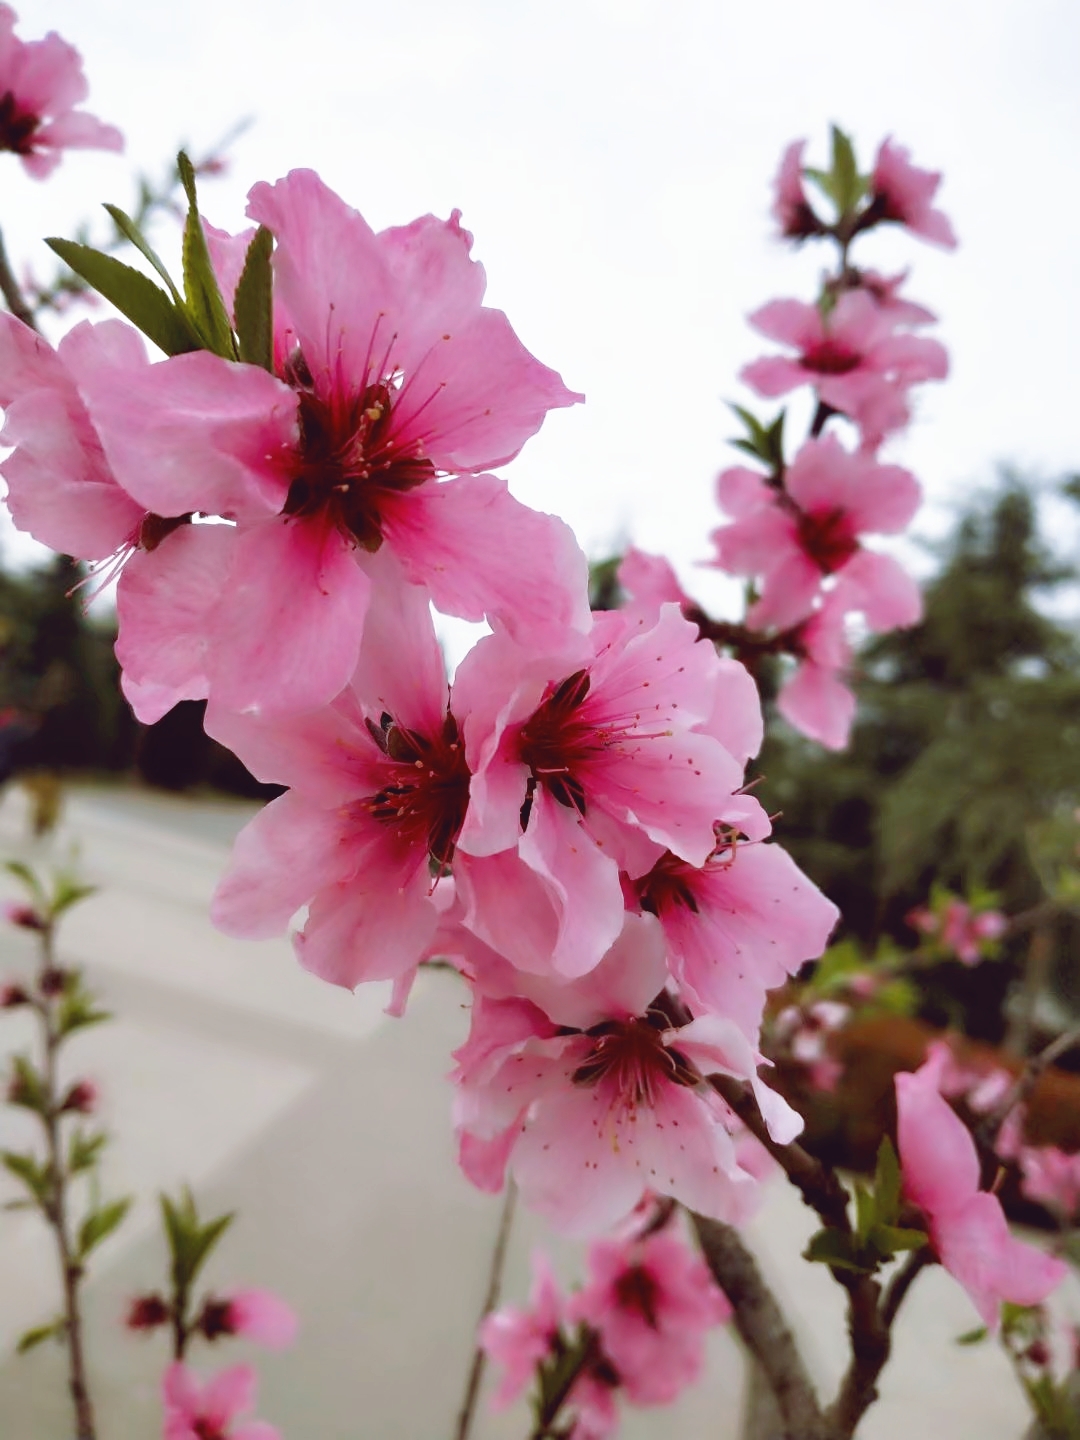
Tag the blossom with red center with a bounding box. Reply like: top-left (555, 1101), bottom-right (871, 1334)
top-left (740, 290), bottom-right (948, 447)
top-left (479, 1251), bottom-right (565, 1409)
top-left (197, 1290), bottom-right (297, 1350)
top-left (70, 171), bottom-right (588, 716)
top-left (711, 435), bottom-right (923, 633)
top-left (451, 914), bottom-right (800, 1234)
top-left (0, 6), bottom-right (122, 178)
top-left (161, 1362), bottom-right (279, 1440)
top-left (895, 1047), bottom-right (1065, 1329)
top-left (870, 137), bottom-right (958, 250)
top-left (209, 560), bottom-right (472, 996)
top-left (568, 1227), bottom-right (731, 1406)
top-left (772, 140), bottom-right (825, 242)
top-left (452, 604), bottom-right (751, 978)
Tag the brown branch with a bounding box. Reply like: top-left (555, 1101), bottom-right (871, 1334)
top-left (0, 224), bottom-right (38, 330)
top-left (453, 1181), bottom-right (517, 1440)
top-left (690, 1213), bottom-right (829, 1440)
top-left (981, 1021), bottom-right (1080, 1151)
top-left (709, 1074), bottom-right (851, 1232)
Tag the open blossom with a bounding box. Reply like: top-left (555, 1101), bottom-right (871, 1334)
top-left (569, 1227), bottom-right (731, 1406)
top-left (1016, 1144), bottom-right (1080, 1222)
top-left (480, 1251), bottom-right (565, 1409)
top-left (740, 290), bottom-right (948, 448)
top-left (772, 140), bottom-right (824, 241)
top-left (162, 1362), bottom-right (279, 1440)
top-left (895, 1047), bottom-right (1065, 1329)
top-left (871, 137), bottom-right (958, 250)
top-left (776, 589), bottom-right (857, 750)
top-left (908, 895), bottom-right (1006, 966)
top-left (65, 170), bottom-right (587, 717)
top-left (453, 603), bottom-right (754, 979)
top-left (452, 913), bottom-right (801, 1235)
top-left (199, 1290), bottom-right (298, 1350)
top-left (712, 435), bottom-right (923, 632)
top-left (0, 6), bottom-right (122, 178)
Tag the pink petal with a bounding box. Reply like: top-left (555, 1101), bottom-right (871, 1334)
top-left (777, 662), bottom-right (855, 750)
top-left (835, 550), bottom-right (922, 630)
top-left (203, 1364), bottom-right (257, 1424)
top-left (295, 858), bottom-right (439, 988)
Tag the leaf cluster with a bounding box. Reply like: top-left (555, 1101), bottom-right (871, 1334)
top-left (804, 1139), bottom-right (926, 1274)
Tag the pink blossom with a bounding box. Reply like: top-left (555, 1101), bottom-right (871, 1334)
top-left (569, 1228), bottom-right (731, 1405)
top-left (854, 269), bottom-right (937, 326)
top-left (59, 1078), bottom-right (98, 1114)
top-left (0, 6), bottom-right (122, 178)
top-left (209, 561), bottom-right (468, 995)
top-left (453, 604), bottom-right (753, 979)
top-left (907, 895), bottom-right (1007, 966)
top-left (1017, 1145), bottom-right (1080, 1222)
top-left (776, 591), bottom-right (857, 750)
top-left (479, 1251), bottom-right (564, 1408)
top-left (895, 1047), bottom-right (1065, 1329)
top-left (2, 898), bottom-right (45, 930)
top-left (161, 1362), bottom-right (279, 1440)
top-left (772, 139), bottom-right (824, 241)
top-left (871, 138), bottom-right (958, 250)
top-left (75, 172), bottom-right (588, 716)
top-left (201, 1290), bottom-right (298, 1350)
top-left (712, 435), bottom-right (922, 632)
top-left (452, 913), bottom-right (800, 1234)
top-left (740, 290), bottom-right (948, 448)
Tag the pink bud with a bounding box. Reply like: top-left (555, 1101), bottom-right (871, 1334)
top-left (3, 901), bottom-right (45, 931)
top-left (60, 1080), bottom-right (98, 1115)
top-left (0, 981), bottom-right (30, 1008)
top-left (199, 1289), bottom-right (298, 1349)
top-left (125, 1294), bottom-right (170, 1332)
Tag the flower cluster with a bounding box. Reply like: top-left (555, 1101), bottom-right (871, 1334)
top-left (906, 888), bottom-right (1007, 966)
top-left (481, 1212), bottom-right (731, 1437)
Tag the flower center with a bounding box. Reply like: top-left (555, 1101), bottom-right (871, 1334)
top-left (193, 1421), bottom-right (228, 1440)
top-left (635, 851), bottom-right (700, 916)
top-left (0, 92), bottom-right (39, 155)
top-left (364, 711), bottom-right (471, 871)
top-left (613, 1264), bottom-right (661, 1328)
top-left (517, 669), bottom-right (595, 821)
top-left (801, 338), bottom-right (862, 376)
top-left (796, 506), bottom-right (859, 573)
top-left (571, 1018), bottom-right (698, 1109)
top-left (281, 356), bottom-right (435, 550)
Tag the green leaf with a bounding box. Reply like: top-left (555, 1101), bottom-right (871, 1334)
top-left (955, 1325), bottom-right (989, 1346)
top-left (45, 240), bottom-right (200, 357)
top-left (56, 992), bottom-right (112, 1040)
top-left (873, 1136), bottom-right (902, 1225)
top-left (187, 1211), bottom-right (235, 1283)
top-left (234, 226), bottom-right (274, 371)
top-left (4, 859), bottom-right (46, 907)
top-left (160, 1187), bottom-right (234, 1290)
top-left (177, 152), bottom-right (237, 360)
top-left (77, 1196), bottom-right (132, 1260)
top-left (103, 204), bottom-right (184, 304)
top-left (829, 125), bottom-right (863, 215)
top-left (7, 1055), bottom-right (48, 1114)
top-left (803, 1227), bottom-right (874, 1273)
top-left (17, 1320), bottom-right (65, 1353)
top-left (68, 1130), bottom-right (107, 1177)
top-left (854, 1181), bottom-right (875, 1241)
top-left (50, 875), bottom-right (97, 918)
top-left (1, 1149), bottom-right (49, 1201)
top-left (869, 1223), bottom-right (927, 1254)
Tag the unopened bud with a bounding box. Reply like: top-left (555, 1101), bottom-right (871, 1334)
top-left (125, 1293), bottom-right (170, 1332)
top-left (0, 981), bottom-right (30, 1008)
top-left (60, 1080), bottom-right (98, 1115)
top-left (39, 967), bottom-right (68, 997)
top-left (3, 901), bottom-right (45, 932)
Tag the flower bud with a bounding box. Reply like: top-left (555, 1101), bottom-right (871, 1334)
top-left (3, 901), bottom-right (45, 932)
top-left (60, 1080), bottom-right (98, 1115)
top-left (125, 1294), bottom-right (170, 1332)
top-left (0, 981), bottom-right (30, 1008)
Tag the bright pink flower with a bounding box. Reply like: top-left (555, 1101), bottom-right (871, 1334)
top-left (161, 1362), bottom-right (279, 1440)
top-left (0, 6), bottom-right (122, 178)
top-left (569, 1228), bottom-right (731, 1406)
top-left (201, 1290), bottom-right (298, 1350)
top-left (453, 604), bottom-right (752, 979)
top-left (209, 561), bottom-right (468, 994)
top-left (895, 1047), bottom-right (1065, 1329)
top-left (776, 590), bottom-right (857, 750)
top-left (712, 435), bottom-right (922, 632)
top-left (452, 913), bottom-right (800, 1234)
top-left (75, 171), bottom-right (588, 715)
top-left (630, 830), bottom-right (839, 1042)
top-left (740, 290), bottom-right (948, 447)
top-left (871, 138), bottom-right (958, 250)
top-left (772, 140), bottom-right (823, 241)
top-left (479, 1251), bottom-right (564, 1409)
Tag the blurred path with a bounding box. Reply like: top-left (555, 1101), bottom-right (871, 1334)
top-left (0, 784), bottom-right (1039, 1438)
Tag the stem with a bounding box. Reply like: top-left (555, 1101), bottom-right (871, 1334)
top-left (0, 223), bottom-right (37, 330)
top-left (453, 1181), bottom-right (517, 1440)
top-left (528, 1331), bottom-right (601, 1440)
top-left (37, 923), bottom-right (96, 1440)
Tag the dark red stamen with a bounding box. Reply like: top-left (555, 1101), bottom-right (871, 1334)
top-left (0, 91), bottom-right (39, 155)
top-left (518, 668), bottom-right (594, 820)
top-left (796, 506), bottom-right (859, 574)
top-left (365, 711), bottom-right (470, 871)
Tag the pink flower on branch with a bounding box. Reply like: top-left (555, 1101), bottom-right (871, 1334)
top-left (772, 140), bottom-right (825, 242)
top-left (198, 1290), bottom-right (298, 1350)
top-left (871, 137), bottom-right (958, 250)
top-left (895, 1047), bottom-right (1065, 1329)
top-left (479, 1251), bottom-right (565, 1409)
top-left (0, 5), bottom-right (122, 178)
top-left (161, 1362), bottom-right (279, 1440)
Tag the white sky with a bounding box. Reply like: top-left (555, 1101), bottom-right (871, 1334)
top-left (4, 0), bottom-right (1080, 616)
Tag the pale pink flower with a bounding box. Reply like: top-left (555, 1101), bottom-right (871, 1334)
top-left (201, 1290), bottom-right (298, 1350)
top-left (75, 171), bottom-right (588, 716)
top-left (895, 1047), bottom-right (1065, 1329)
top-left (1017, 1145), bottom-right (1080, 1223)
top-left (161, 1362), bottom-right (279, 1440)
top-left (776, 590), bottom-right (857, 750)
top-left (453, 605), bottom-right (752, 979)
top-left (0, 6), bottom-right (122, 178)
top-left (740, 290), bottom-right (948, 448)
top-left (871, 138), bottom-right (958, 250)
top-left (480, 1251), bottom-right (565, 1409)
top-left (907, 895), bottom-right (1007, 966)
top-left (854, 269), bottom-right (937, 326)
top-left (452, 913), bottom-right (800, 1235)
top-left (569, 1228), bottom-right (731, 1406)
top-left (772, 139), bottom-right (823, 241)
top-left (712, 435), bottom-right (922, 632)
top-left (209, 560), bottom-right (468, 995)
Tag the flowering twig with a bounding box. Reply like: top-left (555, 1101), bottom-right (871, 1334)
top-left (0, 223), bottom-right (37, 329)
top-left (453, 1181), bottom-right (517, 1440)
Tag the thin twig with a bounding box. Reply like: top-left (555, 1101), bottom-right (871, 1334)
top-left (453, 1181), bottom-right (517, 1440)
top-left (0, 224), bottom-right (38, 330)
top-left (982, 1021), bottom-right (1080, 1149)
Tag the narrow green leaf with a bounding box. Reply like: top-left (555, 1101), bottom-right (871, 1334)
top-left (854, 1182), bottom-right (875, 1241)
top-left (103, 204), bottom-right (183, 303)
top-left (873, 1136), bottom-right (902, 1225)
top-left (77, 1196), bottom-right (132, 1259)
top-left (234, 226), bottom-right (274, 371)
top-left (68, 1130), bottom-right (107, 1177)
top-left (176, 153), bottom-right (236, 360)
top-left (1, 1149), bottom-right (48, 1200)
top-left (803, 1228), bottom-right (874, 1273)
top-left (8, 1055), bottom-right (48, 1114)
top-left (186, 1211), bottom-right (235, 1283)
top-left (51, 876), bottom-right (97, 917)
top-left (45, 240), bottom-right (200, 357)
top-left (955, 1325), bottom-right (989, 1346)
top-left (731, 437), bottom-right (768, 460)
top-left (4, 859), bottom-right (46, 905)
top-left (872, 1223), bottom-right (928, 1254)
top-left (17, 1320), bottom-right (65, 1353)
top-left (56, 998), bottom-right (112, 1040)
top-left (830, 124), bottom-right (862, 215)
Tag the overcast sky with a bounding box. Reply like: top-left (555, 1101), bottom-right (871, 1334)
top-left (4, 0), bottom-right (1080, 617)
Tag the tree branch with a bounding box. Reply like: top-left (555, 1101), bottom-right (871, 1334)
top-left (0, 224), bottom-right (37, 330)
